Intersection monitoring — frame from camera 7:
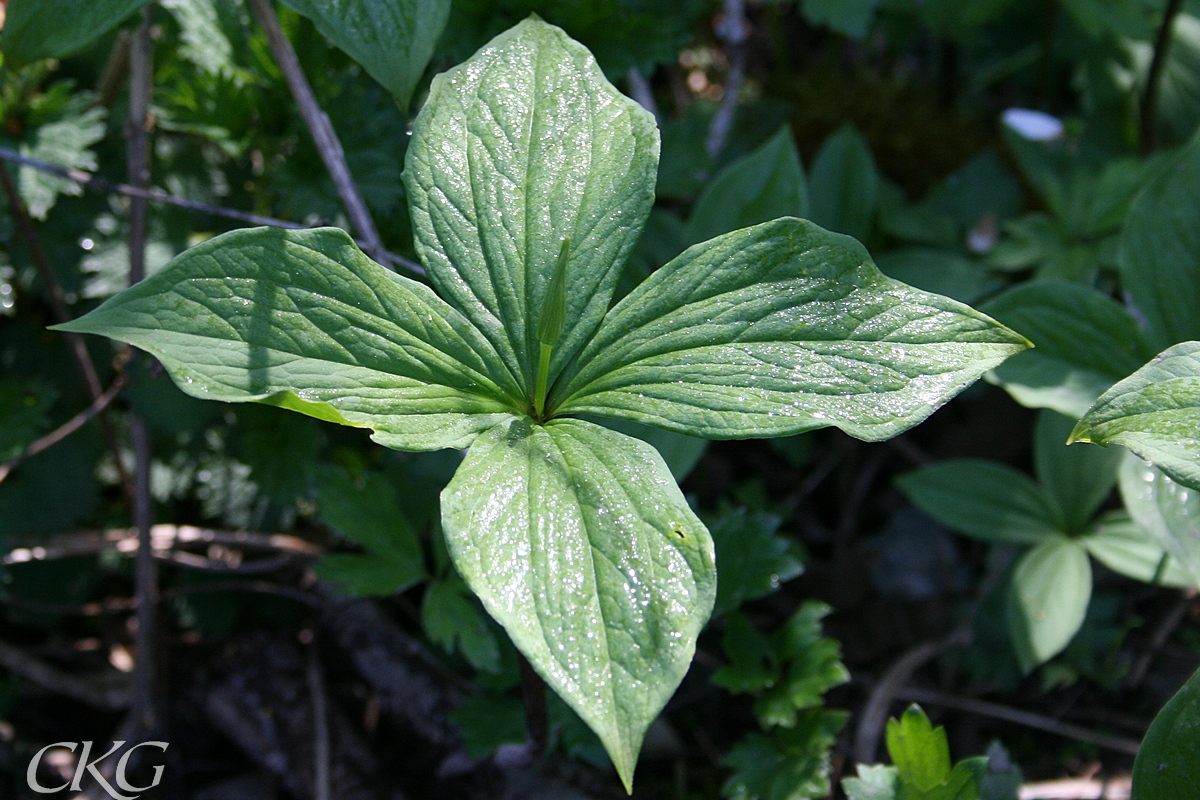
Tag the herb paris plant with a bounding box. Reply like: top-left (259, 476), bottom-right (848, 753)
top-left (55, 18), bottom-right (1028, 790)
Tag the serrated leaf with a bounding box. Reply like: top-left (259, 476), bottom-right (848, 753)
top-left (1083, 511), bottom-right (1194, 588)
top-left (405, 17), bottom-right (658, 402)
top-left (983, 282), bottom-right (1152, 418)
top-left (1070, 342), bottom-right (1200, 491)
top-left (722, 710), bottom-right (848, 800)
top-left (422, 576), bottom-right (502, 672)
top-left (887, 706), bottom-right (952, 794)
top-left (278, 0), bottom-right (449, 106)
top-left (808, 124), bottom-right (878, 242)
top-left (1034, 410), bottom-right (1122, 532)
top-left (0, 0), bottom-right (152, 67)
top-left (53, 227), bottom-right (520, 451)
top-left (1119, 129), bottom-right (1200, 349)
top-left (710, 508), bottom-right (804, 615)
top-left (440, 417), bottom-right (715, 791)
top-left (19, 103), bottom-right (106, 220)
top-left (686, 125), bottom-right (808, 246)
top-left (897, 459), bottom-right (1062, 545)
top-left (1007, 539), bottom-right (1092, 672)
top-left (756, 603), bottom-right (848, 727)
top-left (1118, 455), bottom-right (1200, 588)
top-left (713, 611), bottom-right (778, 694)
top-left (557, 218), bottom-right (1029, 441)
top-left (1132, 665), bottom-right (1200, 800)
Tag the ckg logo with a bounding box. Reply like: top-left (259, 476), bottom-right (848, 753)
top-left (27, 741), bottom-right (168, 800)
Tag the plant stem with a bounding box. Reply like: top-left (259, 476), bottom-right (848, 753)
top-left (1140, 0), bottom-right (1185, 154)
top-left (534, 342), bottom-right (552, 420)
top-left (248, 0), bottom-right (391, 267)
top-left (706, 0), bottom-right (748, 160)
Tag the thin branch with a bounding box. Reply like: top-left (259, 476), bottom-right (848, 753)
top-left (0, 374), bottom-right (126, 484)
top-left (0, 160), bottom-right (134, 499)
top-left (307, 634), bottom-right (333, 800)
top-left (0, 146), bottom-right (425, 275)
top-left (706, 0), bottom-right (748, 159)
top-left (126, 5), bottom-right (159, 738)
top-left (626, 67), bottom-right (659, 120)
top-left (3, 524), bottom-right (321, 565)
top-left (0, 639), bottom-right (130, 710)
top-left (517, 652), bottom-right (548, 760)
top-left (893, 685), bottom-right (1143, 756)
top-left (1140, 0), bottom-right (1185, 154)
top-left (247, 0), bottom-right (390, 267)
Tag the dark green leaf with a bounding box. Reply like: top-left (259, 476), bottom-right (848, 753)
top-left (422, 576), bottom-right (502, 672)
top-left (1034, 410), bottom-right (1122, 532)
top-left (710, 508), bottom-right (804, 615)
top-left (802, 0), bottom-right (881, 39)
top-left (1, 0), bottom-right (152, 67)
top-left (1132, 666), bottom-right (1200, 800)
top-left (808, 125), bottom-right (878, 242)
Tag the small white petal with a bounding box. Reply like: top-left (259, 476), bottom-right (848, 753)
top-left (1002, 107), bottom-right (1064, 141)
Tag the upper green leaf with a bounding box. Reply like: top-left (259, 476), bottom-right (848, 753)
top-left (0, 0), bottom-right (152, 67)
top-left (1118, 455), bottom-right (1200, 589)
top-left (1132, 665), bottom-right (1200, 800)
top-left (1006, 538), bottom-right (1092, 672)
top-left (1070, 341), bottom-right (1200, 491)
top-left (54, 227), bottom-right (519, 451)
top-left (440, 417), bottom-right (715, 791)
top-left (808, 124), bottom-right (879, 243)
top-left (555, 218), bottom-right (1028, 441)
top-left (1119, 128), bottom-right (1200, 349)
top-left (983, 281), bottom-right (1153, 418)
top-left (897, 458), bottom-right (1062, 544)
top-left (404, 17), bottom-right (659, 404)
top-left (278, 0), bottom-right (450, 107)
top-left (685, 125), bottom-right (809, 247)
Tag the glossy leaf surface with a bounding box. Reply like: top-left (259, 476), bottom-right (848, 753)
top-left (405, 18), bottom-right (658, 396)
top-left (440, 417), bottom-right (715, 790)
top-left (558, 218), bottom-right (1029, 441)
top-left (1119, 455), bottom-right (1200, 588)
top-left (54, 227), bottom-right (519, 451)
top-left (1071, 342), bottom-right (1200, 491)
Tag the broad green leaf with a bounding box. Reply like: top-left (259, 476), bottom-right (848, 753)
top-left (440, 417), bottom-right (715, 790)
top-left (1070, 342), bottom-right (1200, 491)
top-left (0, 0), bottom-right (152, 67)
top-left (449, 693), bottom-right (527, 757)
top-left (313, 468), bottom-right (425, 596)
top-left (808, 125), bottom-right (879, 242)
top-left (1132, 665), bottom-right (1200, 800)
top-left (1034, 410), bottom-right (1122, 532)
top-left (802, 0), bottom-right (881, 39)
top-left (1119, 130), bottom-right (1200, 349)
top-left (685, 125), bottom-right (808, 246)
top-left (896, 459), bottom-right (1062, 545)
top-left (278, 0), bottom-right (450, 107)
top-left (876, 248), bottom-right (996, 305)
top-left (1007, 539), bottom-right (1092, 672)
top-left (983, 282), bottom-right (1152, 418)
top-left (1119, 455), bottom-right (1200, 588)
top-left (19, 101), bottom-right (106, 220)
top-left (1083, 511), bottom-right (1195, 588)
top-left (594, 416), bottom-right (707, 482)
top-left (557, 218), bottom-right (1029, 441)
top-left (886, 706), bottom-right (952, 793)
top-left (709, 508), bottom-right (804, 615)
top-left (405, 17), bottom-right (658, 400)
top-left (53, 227), bottom-right (519, 452)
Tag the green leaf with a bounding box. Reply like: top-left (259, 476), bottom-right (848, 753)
top-left (557, 218), bottom-right (1029, 441)
top-left (1118, 455), bottom-right (1200, 588)
top-left (53, 226), bottom-right (519, 452)
top-left (709, 508), bottom-right (804, 615)
top-left (685, 125), bottom-right (808, 246)
top-left (876, 248), bottom-right (996, 305)
top-left (19, 101), bottom-right (107, 220)
top-left (0, 0), bottom-right (152, 67)
top-left (594, 416), bottom-right (707, 482)
top-left (802, 0), bottom-right (881, 39)
top-left (712, 611), bottom-right (778, 694)
top-left (1007, 539), bottom-right (1092, 672)
top-left (983, 281), bottom-right (1152, 418)
top-left (754, 602), bottom-right (848, 728)
top-left (1119, 129), bottom-right (1200, 349)
top-left (313, 468), bottom-right (425, 596)
top-left (722, 710), bottom-right (848, 800)
top-left (897, 459), bottom-right (1062, 545)
top-left (277, 0), bottom-right (449, 107)
top-left (1034, 410), bottom-right (1122, 532)
top-left (808, 124), bottom-right (878, 242)
top-left (886, 706), bottom-right (952, 793)
top-left (449, 692), bottom-right (527, 758)
top-left (422, 576), bottom-right (502, 672)
top-left (1070, 342), bottom-right (1200, 492)
top-left (440, 417), bottom-right (715, 790)
top-left (1083, 511), bottom-right (1195, 588)
top-left (1132, 665), bottom-right (1200, 800)
top-left (843, 764), bottom-right (900, 800)
top-left (404, 17), bottom-right (658, 402)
